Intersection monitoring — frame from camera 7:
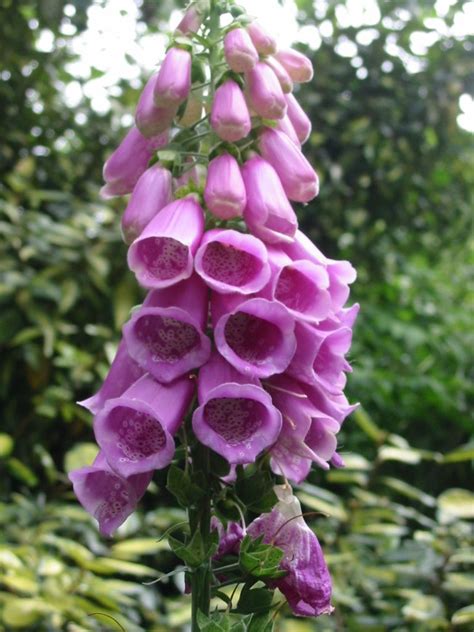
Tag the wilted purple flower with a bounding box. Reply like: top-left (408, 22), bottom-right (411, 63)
top-left (127, 196), bottom-right (205, 289)
top-left (265, 56), bottom-right (293, 94)
top-left (241, 155), bottom-right (297, 244)
top-left (192, 351), bottom-right (282, 463)
top-left (275, 49), bottom-right (314, 84)
top-left (69, 452), bottom-right (153, 537)
top-left (135, 72), bottom-right (178, 138)
top-left (94, 374), bottom-right (194, 476)
top-left (224, 28), bottom-right (259, 73)
top-left (176, 5), bottom-right (202, 35)
top-left (78, 340), bottom-right (144, 416)
top-left (211, 80), bottom-right (251, 142)
top-left (246, 62), bottom-right (287, 120)
top-left (247, 21), bottom-right (277, 55)
top-left (287, 322), bottom-right (353, 392)
top-left (259, 128), bottom-right (319, 203)
top-left (122, 275), bottom-right (211, 383)
top-left (212, 293), bottom-right (296, 378)
top-left (284, 230), bottom-right (357, 312)
top-left (247, 485), bottom-right (333, 617)
top-left (101, 126), bottom-right (168, 198)
top-left (204, 153), bottom-right (246, 220)
top-left (195, 229), bottom-right (271, 295)
top-left (265, 247), bottom-right (332, 323)
top-left (285, 93), bottom-right (312, 144)
top-left (121, 164), bottom-right (172, 244)
top-left (153, 47), bottom-right (192, 108)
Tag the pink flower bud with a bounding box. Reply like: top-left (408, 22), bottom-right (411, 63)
top-left (275, 114), bottom-right (300, 146)
top-left (265, 56), bottom-right (293, 94)
top-left (276, 49), bottom-right (314, 83)
top-left (246, 62), bottom-right (287, 120)
top-left (127, 196), bottom-right (205, 289)
top-left (247, 21), bottom-right (277, 55)
top-left (135, 72), bottom-right (178, 138)
top-left (259, 128), bottom-right (319, 203)
top-left (101, 126), bottom-right (168, 198)
top-left (241, 155), bottom-right (297, 244)
top-left (211, 80), bottom-right (251, 142)
top-left (204, 153), bottom-right (246, 220)
top-left (224, 28), bottom-right (259, 73)
top-left (121, 165), bottom-right (172, 244)
top-left (176, 5), bottom-right (203, 35)
top-left (286, 93), bottom-right (312, 144)
top-left (153, 47), bottom-right (192, 108)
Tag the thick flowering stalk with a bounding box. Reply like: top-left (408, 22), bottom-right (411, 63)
top-left (71, 2), bottom-right (359, 629)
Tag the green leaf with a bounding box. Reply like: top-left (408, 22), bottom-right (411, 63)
top-left (235, 470), bottom-right (277, 513)
top-left (0, 433), bottom-right (14, 458)
top-left (452, 605), bottom-right (474, 626)
top-left (236, 587), bottom-right (274, 614)
top-left (197, 610), bottom-right (231, 632)
top-left (239, 535), bottom-right (286, 579)
top-left (6, 458), bottom-right (38, 487)
top-left (166, 465), bottom-right (205, 508)
top-left (168, 529), bottom-right (214, 568)
top-left (438, 488), bottom-right (474, 524)
top-left (2, 598), bottom-right (55, 628)
top-left (64, 442), bottom-right (98, 474)
top-left (110, 538), bottom-right (169, 560)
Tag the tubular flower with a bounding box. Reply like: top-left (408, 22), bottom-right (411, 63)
top-left (153, 47), bottom-right (192, 108)
top-left (265, 56), bottom-right (293, 94)
top-left (101, 126), bottom-right (168, 198)
top-left (275, 49), bottom-right (314, 84)
top-left (122, 275), bottom-right (211, 383)
top-left (211, 79), bottom-right (251, 142)
top-left (127, 196), bottom-right (205, 289)
top-left (247, 486), bottom-right (334, 617)
top-left (192, 351), bottom-right (282, 463)
top-left (135, 72), bottom-right (178, 138)
top-left (204, 153), bottom-right (246, 220)
top-left (241, 155), bottom-right (297, 244)
top-left (247, 21), bottom-right (277, 55)
top-left (259, 127), bottom-right (319, 203)
top-left (94, 374), bottom-right (194, 476)
top-left (69, 452), bottom-right (153, 537)
top-left (121, 164), bottom-right (173, 244)
top-left (285, 93), bottom-right (312, 144)
top-left (224, 28), bottom-right (259, 73)
top-left (246, 62), bottom-right (287, 120)
top-left (195, 228), bottom-right (271, 295)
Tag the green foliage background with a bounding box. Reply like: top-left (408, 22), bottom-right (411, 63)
top-left (0, 0), bottom-right (472, 629)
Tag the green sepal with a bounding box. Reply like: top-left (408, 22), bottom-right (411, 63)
top-left (239, 535), bottom-right (286, 579)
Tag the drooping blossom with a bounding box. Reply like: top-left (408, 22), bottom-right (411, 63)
top-left (275, 49), bottom-right (314, 83)
top-left (246, 62), bottom-right (287, 120)
top-left (212, 293), bottom-right (297, 379)
top-left (195, 229), bottom-right (271, 295)
top-left (247, 485), bottom-right (333, 617)
top-left (101, 126), bottom-right (168, 198)
top-left (192, 351), bottom-right (282, 463)
top-left (176, 5), bottom-right (203, 35)
top-left (121, 164), bottom-right (173, 244)
top-left (285, 93), bottom-right (312, 144)
top-left (69, 452), bottom-right (153, 537)
top-left (135, 72), bottom-right (178, 138)
top-left (211, 79), bottom-right (251, 142)
top-left (127, 196), bottom-right (205, 289)
top-left (204, 153), bottom-right (247, 220)
top-left (265, 56), bottom-right (293, 94)
top-left (153, 47), bottom-right (192, 108)
top-left (247, 21), bottom-right (277, 55)
top-left (224, 28), bottom-right (259, 73)
top-left (122, 275), bottom-right (211, 383)
top-left (94, 374), bottom-right (194, 476)
top-left (275, 115), bottom-right (301, 146)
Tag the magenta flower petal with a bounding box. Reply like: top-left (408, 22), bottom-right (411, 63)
top-left (275, 49), bottom-right (314, 84)
top-left (285, 93), bottom-right (312, 144)
top-left (211, 80), bottom-right (251, 142)
top-left (153, 47), bottom-right (192, 108)
top-left (247, 485), bottom-right (333, 617)
top-left (241, 156), bottom-right (297, 244)
top-left (224, 28), bottom-right (259, 73)
top-left (195, 229), bottom-right (271, 295)
top-left (69, 452), bottom-right (153, 537)
top-left (211, 517), bottom-right (245, 559)
top-left (192, 351), bottom-right (282, 463)
top-left (101, 126), bottom-right (168, 198)
top-left (275, 115), bottom-right (301, 146)
top-left (267, 247), bottom-right (332, 323)
top-left (135, 72), bottom-right (178, 138)
top-left (259, 128), bottom-right (319, 203)
top-left (123, 275), bottom-right (211, 383)
top-left (246, 62), bottom-right (287, 120)
top-left (94, 373), bottom-right (194, 477)
top-left (78, 340), bottom-right (145, 416)
top-left (204, 153), bottom-right (247, 220)
top-left (265, 57), bottom-right (293, 94)
top-left (176, 5), bottom-right (203, 35)
top-left (285, 231), bottom-right (357, 312)
top-left (247, 21), bottom-right (277, 55)
top-left (127, 196), bottom-right (205, 289)
top-left (302, 381), bottom-right (358, 425)
top-left (121, 164), bottom-right (172, 244)
top-left (213, 294), bottom-right (296, 379)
